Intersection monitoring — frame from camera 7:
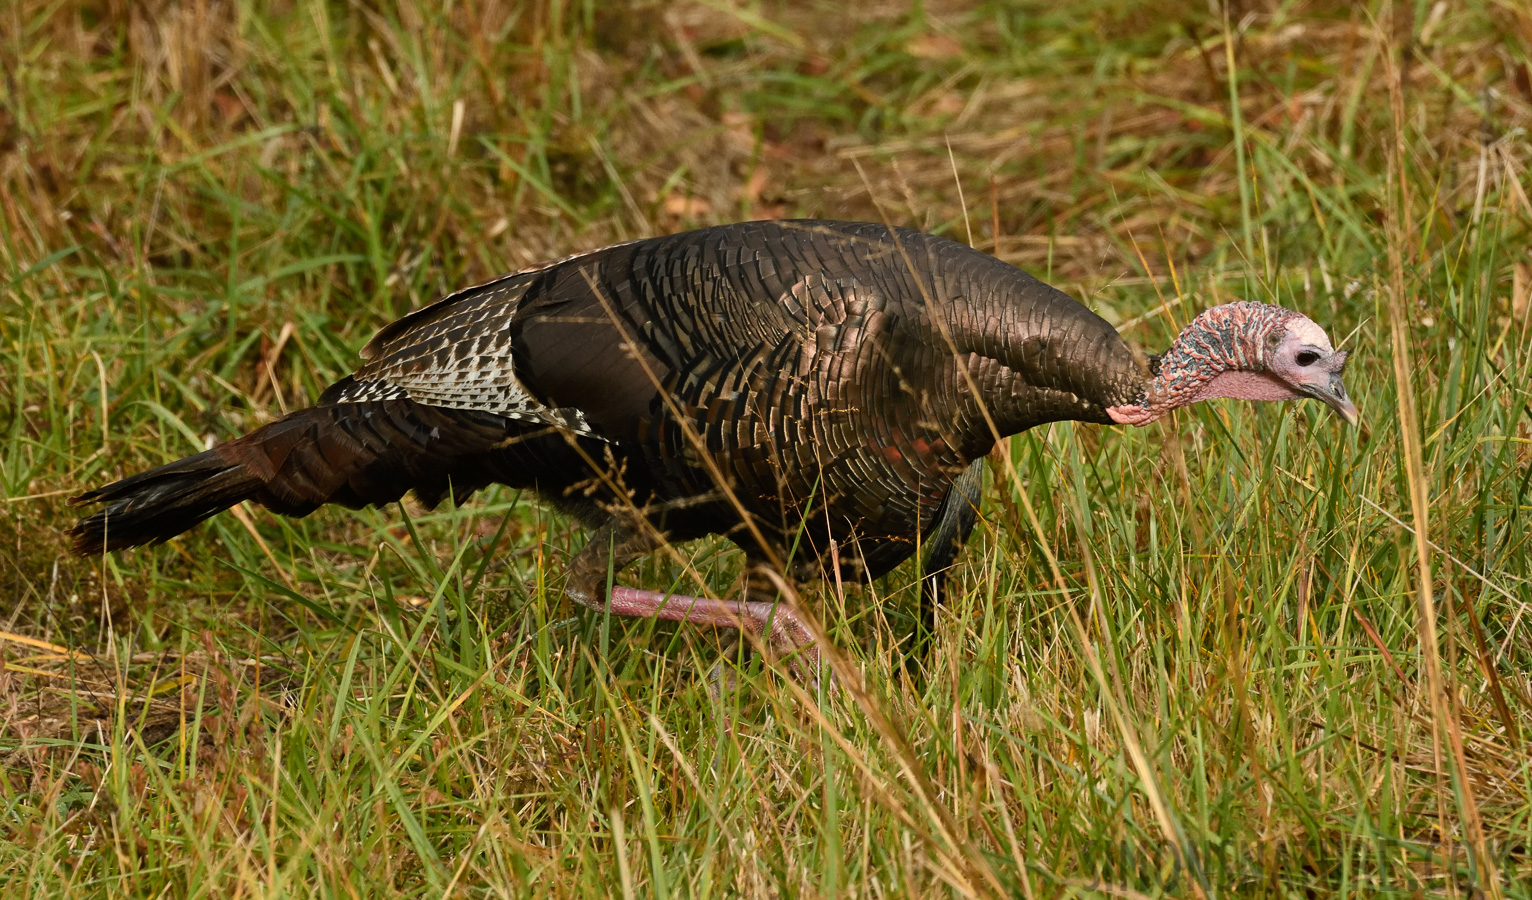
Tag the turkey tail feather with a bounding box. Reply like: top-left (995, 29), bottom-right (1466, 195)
top-left (69, 400), bottom-right (508, 555)
top-left (70, 448), bottom-right (266, 554)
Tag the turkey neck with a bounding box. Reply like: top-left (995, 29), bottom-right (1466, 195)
top-left (919, 239), bottom-right (1146, 455)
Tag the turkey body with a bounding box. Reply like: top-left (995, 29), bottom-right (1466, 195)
top-left (73, 220), bottom-right (1144, 601)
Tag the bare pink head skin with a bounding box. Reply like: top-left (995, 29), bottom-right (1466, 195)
top-left (1106, 301), bottom-right (1359, 427)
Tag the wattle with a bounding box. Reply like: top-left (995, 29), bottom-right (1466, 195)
top-left (1191, 369), bottom-right (1301, 403)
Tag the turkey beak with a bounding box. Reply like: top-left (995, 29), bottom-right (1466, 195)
top-left (1301, 351), bottom-right (1360, 426)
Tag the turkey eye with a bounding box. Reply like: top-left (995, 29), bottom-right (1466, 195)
top-left (1295, 350), bottom-right (1320, 367)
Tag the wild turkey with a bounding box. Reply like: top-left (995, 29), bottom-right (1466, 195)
top-left (70, 220), bottom-right (1358, 672)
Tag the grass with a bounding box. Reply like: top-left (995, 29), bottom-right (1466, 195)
top-left (2, 0), bottom-right (1531, 895)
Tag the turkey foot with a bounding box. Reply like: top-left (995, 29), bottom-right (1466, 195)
top-left (608, 586), bottom-right (822, 685)
top-left (563, 517), bottom-right (826, 688)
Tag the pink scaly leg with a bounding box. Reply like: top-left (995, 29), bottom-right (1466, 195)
top-left (563, 518), bottom-right (822, 683)
top-left (608, 585), bottom-right (820, 679)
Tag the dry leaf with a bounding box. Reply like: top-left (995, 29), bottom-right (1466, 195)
top-left (906, 33), bottom-right (963, 60)
top-left (663, 195), bottom-right (711, 217)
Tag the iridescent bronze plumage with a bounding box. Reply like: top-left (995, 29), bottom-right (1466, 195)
top-left (70, 220), bottom-right (1356, 674)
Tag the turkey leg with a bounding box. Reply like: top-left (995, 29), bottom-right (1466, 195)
top-left (562, 518), bottom-right (822, 680)
top-left (912, 458), bottom-right (986, 657)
